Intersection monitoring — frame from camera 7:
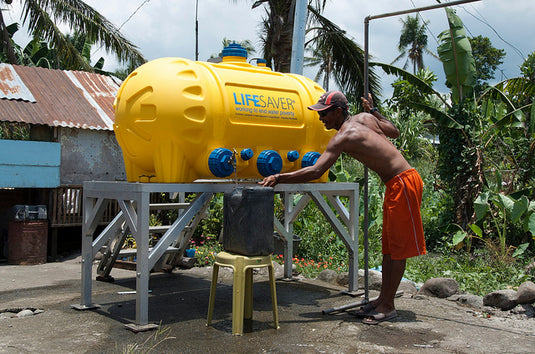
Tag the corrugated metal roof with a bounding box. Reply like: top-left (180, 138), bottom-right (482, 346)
top-left (0, 64), bottom-right (36, 102)
top-left (0, 64), bottom-right (122, 130)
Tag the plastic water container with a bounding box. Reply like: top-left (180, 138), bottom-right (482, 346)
top-left (114, 43), bottom-right (334, 183)
top-left (223, 187), bottom-right (274, 256)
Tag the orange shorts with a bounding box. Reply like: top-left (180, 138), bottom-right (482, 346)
top-left (382, 169), bottom-right (426, 260)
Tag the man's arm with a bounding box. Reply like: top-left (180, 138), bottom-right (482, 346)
top-left (258, 135), bottom-right (343, 187)
top-left (361, 95), bottom-right (400, 139)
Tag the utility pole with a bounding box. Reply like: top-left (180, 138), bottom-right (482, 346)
top-left (290, 0), bottom-right (307, 74)
top-left (195, 0), bottom-right (199, 61)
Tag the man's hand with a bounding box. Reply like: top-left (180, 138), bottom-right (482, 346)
top-left (360, 94), bottom-right (400, 138)
top-left (258, 174), bottom-right (279, 187)
top-left (361, 93), bottom-right (374, 112)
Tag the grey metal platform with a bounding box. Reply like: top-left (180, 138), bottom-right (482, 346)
top-left (75, 181), bottom-right (359, 329)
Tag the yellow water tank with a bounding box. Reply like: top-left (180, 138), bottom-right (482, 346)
top-left (113, 44), bottom-right (333, 183)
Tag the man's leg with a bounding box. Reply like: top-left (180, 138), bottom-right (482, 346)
top-left (373, 254), bottom-right (405, 314)
top-left (370, 254), bottom-right (390, 308)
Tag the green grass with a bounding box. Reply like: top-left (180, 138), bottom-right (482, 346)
top-left (405, 251), bottom-right (532, 296)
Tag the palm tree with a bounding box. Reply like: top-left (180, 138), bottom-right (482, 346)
top-left (232, 1), bottom-right (380, 103)
top-left (253, 0), bottom-right (300, 73)
top-left (305, 44), bottom-right (332, 90)
top-left (306, 5), bottom-right (381, 104)
top-left (391, 15), bottom-right (436, 74)
top-left (232, 1), bottom-right (327, 73)
top-left (0, 20), bottom-right (19, 63)
top-left (0, 0), bottom-right (146, 71)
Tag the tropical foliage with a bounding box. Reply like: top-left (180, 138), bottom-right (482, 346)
top-left (371, 8), bottom-right (534, 262)
top-left (0, 0), bottom-right (146, 71)
top-left (305, 5), bottom-right (381, 103)
top-left (470, 35), bottom-right (506, 95)
top-left (8, 27), bottom-right (106, 71)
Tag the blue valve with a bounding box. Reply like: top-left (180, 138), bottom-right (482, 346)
top-left (240, 148), bottom-right (254, 161)
top-left (287, 150), bottom-right (299, 162)
top-left (301, 151), bottom-right (321, 167)
top-left (208, 148), bottom-right (235, 177)
top-left (257, 150), bottom-right (283, 177)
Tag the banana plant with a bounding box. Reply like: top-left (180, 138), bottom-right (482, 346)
top-left (437, 8), bottom-right (476, 105)
top-left (493, 77), bottom-right (535, 139)
top-left (371, 8), bottom-right (476, 126)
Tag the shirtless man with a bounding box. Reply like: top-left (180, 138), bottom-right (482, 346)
top-left (259, 91), bottom-right (426, 325)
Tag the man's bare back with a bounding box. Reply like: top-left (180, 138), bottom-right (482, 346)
top-left (333, 113), bottom-right (411, 183)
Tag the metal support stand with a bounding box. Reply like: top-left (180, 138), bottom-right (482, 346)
top-left (272, 183), bottom-right (360, 295)
top-left (74, 181), bottom-right (360, 329)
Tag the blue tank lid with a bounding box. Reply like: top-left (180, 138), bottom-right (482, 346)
top-left (257, 150), bottom-right (283, 177)
top-left (301, 151), bottom-right (321, 168)
top-left (221, 43), bottom-right (248, 59)
top-left (208, 148), bottom-right (235, 177)
top-left (287, 150), bottom-right (300, 162)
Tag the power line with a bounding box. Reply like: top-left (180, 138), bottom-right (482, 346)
top-left (410, 0), bottom-right (525, 77)
top-left (91, 0), bottom-right (151, 58)
top-left (410, 0), bottom-right (440, 47)
top-left (460, 3), bottom-right (525, 61)
top-left (117, 0), bottom-right (151, 31)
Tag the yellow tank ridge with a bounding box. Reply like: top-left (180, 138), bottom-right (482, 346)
top-left (113, 44), bottom-right (333, 183)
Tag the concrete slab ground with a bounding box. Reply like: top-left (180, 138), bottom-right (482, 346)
top-left (1, 255), bottom-right (535, 353)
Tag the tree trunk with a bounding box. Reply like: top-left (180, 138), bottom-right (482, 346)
top-left (270, 0), bottom-right (295, 73)
top-left (0, 10), bottom-right (17, 64)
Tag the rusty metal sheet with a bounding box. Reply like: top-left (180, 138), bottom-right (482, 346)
top-left (0, 64), bottom-right (36, 102)
top-left (0, 64), bottom-right (121, 130)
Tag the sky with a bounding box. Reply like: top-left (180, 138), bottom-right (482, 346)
top-left (5, 0), bottom-right (534, 98)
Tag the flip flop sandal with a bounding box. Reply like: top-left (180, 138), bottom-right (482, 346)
top-left (361, 310), bottom-right (398, 325)
top-left (350, 303), bottom-right (375, 318)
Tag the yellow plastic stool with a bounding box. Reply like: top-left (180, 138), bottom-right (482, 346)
top-left (206, 251), bottom-right (279, 335)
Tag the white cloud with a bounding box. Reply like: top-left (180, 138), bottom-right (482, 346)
top-left (85, 0), bottom-right (264, 62)
top-left (323, 0), bottom-right (533, 95)
top-left (4, 0), bottom-right (534, 98)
